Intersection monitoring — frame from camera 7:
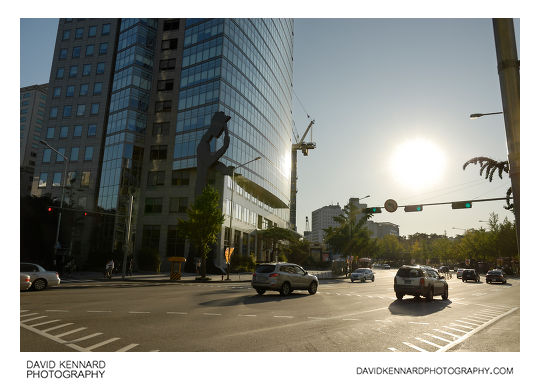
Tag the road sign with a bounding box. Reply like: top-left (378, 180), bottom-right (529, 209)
top-left (384, 199), bottom-right (398, 213)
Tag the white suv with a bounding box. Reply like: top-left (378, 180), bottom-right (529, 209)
top-left (350, 268), bottom-right (375, 283)
top-left (394, 265), bottom-right (448, 301)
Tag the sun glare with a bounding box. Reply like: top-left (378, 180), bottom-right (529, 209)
top-left (389, 138), bottom-right (446, 191)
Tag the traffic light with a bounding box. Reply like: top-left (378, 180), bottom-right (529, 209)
top-left (364, 207), bottom-right (382, 214)
top-left (404, 205), bottom-right (423, 212)
top-left (47, 206), bottom-right (53, 213)
top-left (451, 201), bottom-right (472, 209)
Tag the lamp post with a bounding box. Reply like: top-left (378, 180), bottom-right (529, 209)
top-left (469, 112), bottom-right (503, 119)
top-left (40, 140), bottom-right (69, 262)
top-left (227, 156), bottom-right (261, 280)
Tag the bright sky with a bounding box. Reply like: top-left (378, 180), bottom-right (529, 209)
top-left (19, 16), bottom-right (521, 238)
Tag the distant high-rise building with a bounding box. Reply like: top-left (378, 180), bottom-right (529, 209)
top-left (31, 18), bottom-right (294, 270)
top-left (20, 84), bottom-right (48, 196)
top-left (310, 204), bottom-right (342, 244)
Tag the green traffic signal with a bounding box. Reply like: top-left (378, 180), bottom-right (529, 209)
top-left (451, 201), bottom-right (472, 209)
top-left (404, 205), bottom-right (423, 212)
top-left (364, 207), bottom-right (382, 213)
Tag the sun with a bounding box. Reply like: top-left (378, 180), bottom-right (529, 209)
top-left (389, 138), bottom-right (446, 191)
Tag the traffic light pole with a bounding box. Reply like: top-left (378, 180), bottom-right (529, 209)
top-left (122, 194), bottom-right (134, 280)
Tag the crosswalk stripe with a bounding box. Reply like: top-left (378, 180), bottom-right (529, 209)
top-left (28, 319), bottom-right (60, 327)
top-left (415, 337), bottom-right (443, 348)
top-left (85, 338), bottom-right (120, 351)
top-left (402, 341), bottom-right (428, 352)
top-left (20, 313), bottom-right (39, 318)
top-left (42, 323), bottom-right (74, 332)
top-left (443, 325), bottom-right (469, 334)
top-left (116, 343), bottom-right (139, 352)
top-left (450, 323), bottom-right (474, 330)
top-left (67, 333), bottom-right (103, 343)
top-left (388, 347), bottom-right (399, 352)
top-left (433, 329), bottom-right (459, 339)
top-left (423, 333), bottom-right (451, 343)
top-left (54, 327), bottom-right (87, 338)
top-left (21, 316), bottom-right (48, 323)
top-left (454, 319), bottom-right (481, 327)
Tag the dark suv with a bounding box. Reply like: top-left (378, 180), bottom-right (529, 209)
top-left (394, 265), bottom-right (448, 301)
top-left (461, 269), bottom-right (480, 283)
top-left (486, 269), bottom-right (507, 284)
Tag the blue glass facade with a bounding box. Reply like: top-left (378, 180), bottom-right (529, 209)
top-left (174, 19), bottom-right (294, 211)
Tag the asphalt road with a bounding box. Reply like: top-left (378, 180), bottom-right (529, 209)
top-left (20, 269), bottom-right (520, 352)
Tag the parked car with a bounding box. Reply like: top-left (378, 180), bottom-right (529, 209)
top-left (438, 266), bottom-right (449, 273)
top-left (486, 269), bottom-right (507, 284)
top-left (461, 269), bottom-right (480, 283)
top-left (383, 264), bottom-right (391, 269)
top-left (394, 265), bottom-right (448, 301)
top-left (20, 273), bottom-right (32, 291)
top-left (350, 268), bottom-right (375, 283)
top-left (456, 268), bottom-right (464, 279)
top-left (20, 263), bottom-right (61, 291)
top-left (251, 263), bottom-right (318, 296)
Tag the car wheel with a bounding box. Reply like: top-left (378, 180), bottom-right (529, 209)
top-left (426, 288), bottom-right (434, 302)
top-left (462, 279), bottom-right (465, 282)
top-left (396, 292), bottom-right (403, 300)
top-left (256, 288), bottom-right (266, 295)
top-left (32, 278), bottom-right (47, 291)
top-left (442, 286), bottom-right (448, 300)
top-left (280, 282), bottom-right (291, 296)
top-left (361, 277), bottom-right (366, 283)
top-left (372, 276), bottom-right (375, 282)
top-left (308, 281), bottom-right (318, 295)
top-left (503, 280), bottom-right (507, 284)
top-left (350, 279), bottom-right (355, 283)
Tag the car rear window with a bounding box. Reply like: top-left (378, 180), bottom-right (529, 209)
top-left (396, 268), bottom-right (423, 278)
top-left (255, 265), bottom-right (276, 273)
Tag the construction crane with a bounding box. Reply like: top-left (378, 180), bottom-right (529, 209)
top-left (290, 118), bottom-right (316, 231)
top-left (305, 216), bottom-right (311, 232)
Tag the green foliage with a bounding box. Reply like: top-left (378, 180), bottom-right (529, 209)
top-left (137, 247), bottom-right (161, 272)
top-left (230, 253), bottom-right (256, 272)
top-left (177, 185), bottom-right (224, 277)
top-left (285, 238), bottom-right (312, 266)
top-left (258, 225), bottom-right (299, 262)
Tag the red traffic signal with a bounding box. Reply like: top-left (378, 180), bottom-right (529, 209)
top-left (47, 207), bottom-right (53, 213)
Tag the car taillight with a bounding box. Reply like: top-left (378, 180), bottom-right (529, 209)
top-left (25, 277), bottom-right (30, 282)
top-left (419, 278), bottom-right (425, 286)
top-left (269, 273), bottom-right (279, 278)
top-left (252, 273), bottom-right (256, 277)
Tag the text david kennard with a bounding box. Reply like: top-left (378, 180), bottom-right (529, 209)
top-left (27, 360), bottom-right (106, 379)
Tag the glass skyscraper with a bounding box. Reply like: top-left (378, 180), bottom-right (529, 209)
top-left (33, 18), bottom-right (294, 270)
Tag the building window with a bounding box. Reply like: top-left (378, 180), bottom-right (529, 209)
top-left (70, 147), bottom-right (79, 161)
top-left (59, 48), bottom-right (67, 59)
top-left (88, 25), bottom-right (97, 37)
top-left (157, 79), bottom-right (174, 91)
top-left (69, 65), bottom-right (78, 78)
top-left (52, 172), bottom-right (62, 187)
top-left (38, 172), bottom-right (48, 188)
top-left (150, 145), bottom-right (167, 160)
top-left (163, 19), bottom-right (180, 31)
top-left (56, 68), bottom-right (64, 79)
top-left (59, 126), bottom-right (69, 138)
top-left (49, 107), bottom-right (58, 119)
top-left (83, 64), bottom-right (91, 76)
top-left (73, 125), bottom-right (82, 137)
top-left (80, 83), bottom-right (89, 96)
top-left (161, 38), bottom-right (178, 50)
top-left (93, 82), bottom-right (103, 95)
top-left (62, 30), bottom-right (70, 40)
top-left (87, 124), bottom-right (97, 136)
top-left (42, 149), bottom-right (51, 163)
top-left (159, 58), bottom-right (176, 70)
top-left (84, 146), bottom-right (94, 161)
top-left (81, 171), bottom-right (90, 187)
top-left (152, 121), bottom-right (170, 136)
top-left (99, 42), bottom-right (108, 55)
top-left (166, 226), bottom-right (185, 258)
top-left (56, 148), bottom-right (66, 162)
top-left (169, 197), bottom-right (188, 213)
top-left (171, 170), bottom-right (189, 186)
top-left (46, 127), bottom-right (55, 138)
top-left (66, 85), bottom-right (75, 97)
top-left (90, 103), bottom-right (100, 115)
top-left (53, 87), bottom-right (61, 98)
top-left (63, 105), bottom-right (72, 118)
top-left (75, 27), bottom-right (84, 39)
top-left (145, 198), bottom-right (163, 214)
top-left (101, 23), bottom-right (111, 36)
top-left (155, 100), bottom-right (172, 112)
top-left (142, 225), bottom-right (160, 251)
top-left (72, 46), bottom-right (81, 58)
top-left (96, 62), bottom-right (105, 74)
top-left (147, 171), bottom-right (165, 186)
top-left (76, 104), bottom-right (86, 116)
top-left (85, 44), bottom-right (94, 56)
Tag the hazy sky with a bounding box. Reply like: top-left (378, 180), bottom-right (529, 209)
top-left (20, 18), bottom-right (520, 237)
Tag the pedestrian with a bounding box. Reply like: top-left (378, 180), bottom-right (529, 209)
top-left (196, 259), bottom-right (201, 275)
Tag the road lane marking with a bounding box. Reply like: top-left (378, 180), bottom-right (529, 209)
top-left (21, 316), bottom-right (48, 323)
top-left (203, 313), bottom-right (222, 316)
top-left (67, 333), bottom-right (103, 343)
top-left (86, 310), bottom-right (112, 313)
top-left (273, 315), bottom-right (294, 318)
top-left (128, 311), bottom-right (151, 314)
top-left (28, 319), bottom-right (61, 327)
top-left (415, 337), bottom-right (443, 348)
top-left (308, 317), bottom-right (328, 320)
top-left (454, 319), bottom-right (482, 326)
top-left (54, 327), bottom-right (87, 338)
top-left (443, 325), bottom-right (469, 333)
top-left (402, 342), bottom-right (428, 352)
top-left (20, 313), bottom-right (39, 318)
top-left (166, 312), bottom-right (188, 315)
top-left (41, 323), bottom-right (74, 332)
top-left (388, 347), bottom-right (399, 352)
top-left (467, 315), bottom-right (492, 321)
top-left (449, 323), bottom-right (474, 330)
top-left (423, 333), bottom-right (451, 343)
top-left (409, 321), bottom-right (429, 325)
top-left (116, 343), bottom-right (139, 352)
top-left (342, 318), bottom-right (360, 321)
top-left (45, 310), bottom-right (69, 312)
top-left (239, 314), bottom-right (257, 317)
top-left (433, 329), bottom-right (459, 339)
top-left (20, 310), bottom-right (31, 313)
top-left (438, 307), bottom-right (519, 352)
top-left (85, 338), bottom-right (121, 351)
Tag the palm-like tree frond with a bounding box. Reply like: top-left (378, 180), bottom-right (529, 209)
top-left (463, 157), bottom-right (509, 182)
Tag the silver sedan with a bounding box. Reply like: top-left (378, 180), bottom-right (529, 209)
top-left (20, 263), bottom-right (61, 291)
top-left (20, 273), bottom-right (32, 291)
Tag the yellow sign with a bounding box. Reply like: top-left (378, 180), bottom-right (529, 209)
top-left (225, 247), bottom-right (234, 264)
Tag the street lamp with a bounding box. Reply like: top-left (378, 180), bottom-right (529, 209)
top-left (226, 156), bottom-right (261, 280)
top-left (40, 139), bottom-right (69, 262)
top-left (469, 111), bottom-right (503, 119)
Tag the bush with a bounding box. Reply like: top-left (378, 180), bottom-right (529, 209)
top-left (138, 248), bottom-right (161, 272)
top-left (230, 253), bottom-right (256, 272)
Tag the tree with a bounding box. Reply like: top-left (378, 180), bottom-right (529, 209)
top-left (258, 225), bottom-right (300, 262)
top-left (285, 238), bottom-right (312, 266)
top-left (177, 185), bottom-right (224, 278)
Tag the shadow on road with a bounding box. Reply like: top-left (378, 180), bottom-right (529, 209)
top-left (198, 292), bottom-right (313, 307)
top-left (388, 298), bottom-right (452, 316)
